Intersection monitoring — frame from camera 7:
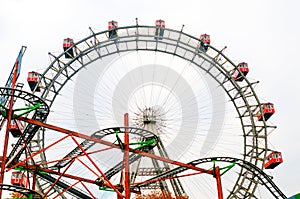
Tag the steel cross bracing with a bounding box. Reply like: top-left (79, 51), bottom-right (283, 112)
top-left (103, 153), bottom-right (142, 180)
top-left (133, 157), bottom-right (286, 199)
top-left (14, 155), bottom-right (112, 199)
top-left (22, 24), bottom-right (276, 197)
top-left (0, 88), bottom-right (70, 197)
top-left (11, 161), bottom-right (103, 199)
top-left (53, 126), bottom-right (159, 187)
top-left (99, 126), bottom-right (186, 195)
top-left (0, 88), bottom-right (49, 163)
top-left (30, 151), bottom-right (91, 199)
top-left (53, 127), bottom-right (158, 169)
top-left (35, 125), bottom-right (171, 195)
top-left (17, 116), bottom-right (215, 197)
top-left (149, 138), bottom-right (186, 196)
top-left (148, 149), bottom-right (171, 194)
top-left (99, 135), bottom-right (157, 181)
top-left (36, 173), bottom-right (92, 199)
top-left (28, 128), bottom-right (69, 198)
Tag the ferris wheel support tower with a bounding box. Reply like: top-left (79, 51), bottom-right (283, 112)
top-left (136, 107), bottom-right (187, 197)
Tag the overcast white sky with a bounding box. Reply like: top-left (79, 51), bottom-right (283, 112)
top-left (0, 0), bottom-right (300, 198)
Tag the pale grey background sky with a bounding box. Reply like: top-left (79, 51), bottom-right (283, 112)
top-left (0, 0), bottom-right (299, 198)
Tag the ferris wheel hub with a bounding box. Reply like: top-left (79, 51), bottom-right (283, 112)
top-left (134, 106), bottom-right (166, 135)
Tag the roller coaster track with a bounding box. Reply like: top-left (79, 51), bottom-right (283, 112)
top-left (0, 88), bottom-right (88, 198)
top-left (0, 88), bottom-right (49, 163)
top-left (53, 127), bottom-right (158, 169)
top-left (34, 127), bottom-right (158, 198)
top-left (0, 88), bottom-right (73, 197)
top-left (36, 173), bottom-right (92, 199)
top-left (134, 157), bottom-right (287, 199)
top-left (0, 184), bottom-right (42, 198)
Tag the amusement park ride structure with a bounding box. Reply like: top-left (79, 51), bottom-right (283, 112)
top-left (0, 19), bottom-right (287, 198)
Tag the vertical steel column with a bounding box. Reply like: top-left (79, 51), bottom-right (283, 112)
top-left (32, 170), bottom-right (37, 191)
top-left (124, 113), bottom-right (130, 199)
top-left (215, 166), bottom-right (224, 199)
top-left (0, 61), bottom-right (18, 198)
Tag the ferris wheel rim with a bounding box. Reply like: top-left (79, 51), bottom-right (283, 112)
top-left (28, 23), bottom-right (275, 198)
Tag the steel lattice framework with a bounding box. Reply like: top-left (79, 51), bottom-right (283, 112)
top-left (4, 22), bottom-right (280, 198)
top-left (134, 157), bottom-right (286, 199)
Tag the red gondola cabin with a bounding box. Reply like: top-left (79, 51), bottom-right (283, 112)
top-left (199, 34), bottom-right (210, 52)
top-left (200, 34), bottom-right (210, 44)
top-left (264, 151), bottom-right (283, 169)
top-left (11, 171), bottom-right (28, 187)
top-left (27, 71), bottom-right (41, 92)
top-left (10, 120), bottom-right (23, 138)
top-left (63, 38), bottom-right (74, 58)
top-left (256, 103), bottom-right (275, 121)
top-left (155, 19), bottom-right (165, 40)
top-left (108, 20), bottom-right (118, 39)
top-left (155, 19), bottom-right (165, 28)
top-left (232, 62), bottom-right (249, 81)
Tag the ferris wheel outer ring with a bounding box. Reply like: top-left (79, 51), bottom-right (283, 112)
top-left (27, 24), bottom-right (275, 198)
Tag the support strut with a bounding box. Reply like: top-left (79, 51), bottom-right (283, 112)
top-left (124, 113), bottom-right (130, 199)
top-left (18, 116), bottom-right (213, 175)
top-left (0, 61), bottom-right (18, 198)
top-left (214, 166), bottom-right (224, 199)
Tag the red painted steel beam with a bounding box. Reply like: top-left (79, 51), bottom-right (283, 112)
top-left (53, 180), bottom-right (81, 199)
top-left (70, 136), bottom-right (124, 198)
top-left (215, 166), bottom-right (224, 199)
top-left (0, 61), bottom-right (18, 198)
top-left (133, 171), bottom-right (204, 186)
top-left (18, 116), bottom-right (213, 175)
top-left (6, 134), bottom-right (70, 171)
top-left (16, 162), bottom-right (101, 185)
top-left (32, 170), bottom-right (37, 191)
top-left (124, 113), bottom-right (130, 199)
top-left (80, 181), bottom-right (97, 199)
top-left (129, 147), bottom-right (214, 175)
top-left (43, 159), bottom-right (75, 197)
top-left (35, 146), bottom-right (114, 167)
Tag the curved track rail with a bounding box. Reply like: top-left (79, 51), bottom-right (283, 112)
top-left (0, 184), bottom-right (42, 198)
top-left (0, 88), bottom-right (49, 163)
top-left (0, 88), bottom-right (70, 197)
top-left (134, 157), bottom-right (286, 199)
top-left (53, 127), bottom-right (158, 169)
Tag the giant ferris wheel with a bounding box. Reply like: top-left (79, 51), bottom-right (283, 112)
top-left (0, 19), bottom-right (286, 199)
